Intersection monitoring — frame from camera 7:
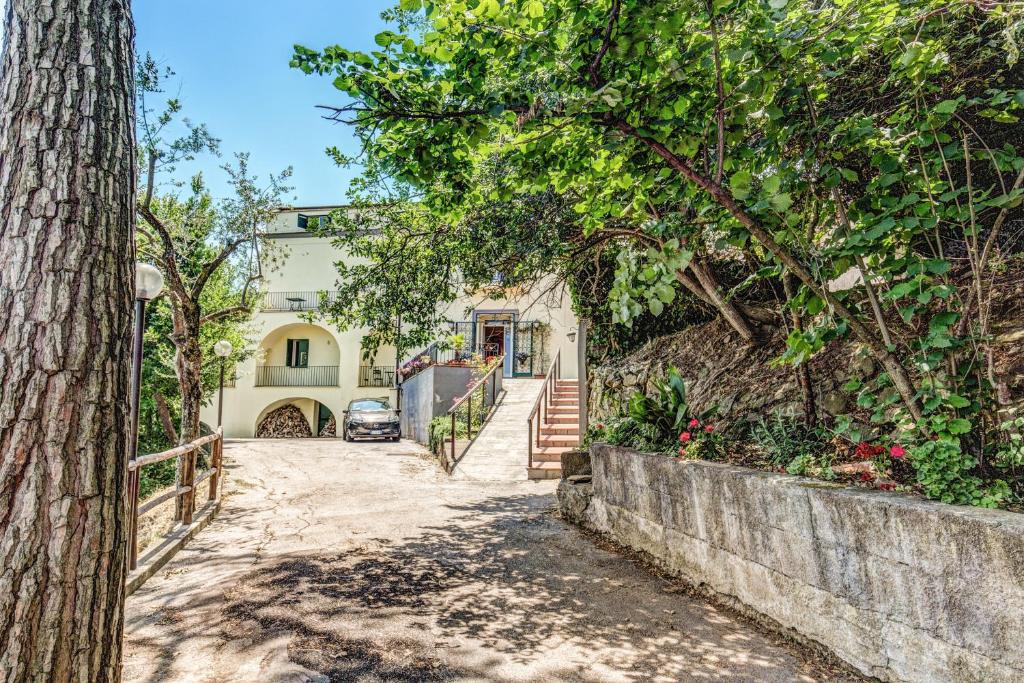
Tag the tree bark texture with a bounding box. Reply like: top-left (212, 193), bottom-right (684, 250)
top-left (0, 2), bottom-right (136, 681)
top-left (171, 303), bottom-right (202, 520)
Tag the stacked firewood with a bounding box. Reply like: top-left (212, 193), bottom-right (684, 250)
top-left (319, 414), bottom-right (337, 437)
top-left (256, 404), bottom-right (312, 438)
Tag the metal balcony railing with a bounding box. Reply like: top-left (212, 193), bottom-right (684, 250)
top-left (358, 365), bottom-right (396, 388)
top-left (261, 291), bottom-right (341, 312)
top-left (255, 365), bottom-right (338, 387)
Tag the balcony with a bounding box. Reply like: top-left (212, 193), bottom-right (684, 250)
top-left (261, 291), bottom-right (341, 312)
top-left (255, 365), bottom-right (338, 387)
top-left (358, 365), bottom-right (396, 388)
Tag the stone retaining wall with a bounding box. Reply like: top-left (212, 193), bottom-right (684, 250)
top-left (559, 444), bottom-right (1024, 682)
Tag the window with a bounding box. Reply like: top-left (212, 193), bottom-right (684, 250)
top-left (297, 213), bottom-right (329, 230)
top-left (286, 339), bottom-right (309, 368)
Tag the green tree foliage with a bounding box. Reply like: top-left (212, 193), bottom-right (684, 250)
top-left (295, 1), bottom-right (1024, 505)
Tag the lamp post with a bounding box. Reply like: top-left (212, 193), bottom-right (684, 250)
top-left (127, 263), bottom-right (164, 570)
top-left (213, 340), bottom-right (233, 428)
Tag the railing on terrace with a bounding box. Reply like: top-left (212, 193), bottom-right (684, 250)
top-left (527, 349), bottom-right (561, 470)
top-left (126, 428), bottom-right (223, 570)
top-left (359, 365), bottom-right (396, 387)
top-left (400, 342), bottom-right (502, 382)
top-left (442, 356), bottom-right (504, 465)
top-left (255, 365), bottom-right (338, 387)
top-left (261, 290), bottom-right (341, 312)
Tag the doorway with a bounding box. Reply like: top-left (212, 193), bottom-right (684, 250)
top-left (482, 324), bottom-right (506, 358)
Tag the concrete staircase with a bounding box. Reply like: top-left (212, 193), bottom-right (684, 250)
top-left (528, 379), bottom-right (581, 480)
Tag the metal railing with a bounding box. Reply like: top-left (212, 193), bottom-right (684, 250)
top-left (126, 428), bottom-right (223, 570)
top-left (255, 365), bottom-right (338, 387)
top-left (358, 365), bottom-right (396, 387)
top-left (261, 290), bottom-right (341, 311)
top-left (444, 356), bottom-right (504, 465)
top-left (401, 342), bottom-right (503, 382)
top-left (527, 349), bottom-right (561, 469)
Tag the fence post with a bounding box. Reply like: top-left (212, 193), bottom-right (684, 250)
top-left (467, 392), bottom-right (473, 440)
top-left (128, 468), bottom-right (140, 570)
top-left (181, 444), bottom-right (196, 525)
top-left (450, 413), bottom-right (456, 463)
top-left (208, 430), bottom-right (222, 502)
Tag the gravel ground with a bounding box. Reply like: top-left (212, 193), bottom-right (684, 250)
top-left (122, 438), bottom-right (857, 682)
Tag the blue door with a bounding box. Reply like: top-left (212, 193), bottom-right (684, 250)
top-left (503, 325), bottom-right (514, 377)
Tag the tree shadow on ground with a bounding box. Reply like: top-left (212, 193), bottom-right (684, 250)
top-left (194, 492), bottom-right (855, 682)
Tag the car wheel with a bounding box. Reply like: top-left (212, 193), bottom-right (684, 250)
top-left (344, 427), bottom-right (353, 442)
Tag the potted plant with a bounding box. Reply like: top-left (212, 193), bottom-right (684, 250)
top-left (447, 332), bottom-right (467, 363)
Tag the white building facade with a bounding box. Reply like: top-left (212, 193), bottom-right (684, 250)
top-left (201, 206), bottom-right (579, 438)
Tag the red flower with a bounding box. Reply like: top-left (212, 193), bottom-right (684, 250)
top-left (859, 472), bottom-right (874, 482)
top-left (677, 446), bottom-right (687, 457)
top-left (889, 445), bottom-right (907, 459)
top-left (688, 418), bottom-right (699, 429)
top-left (878, 482), bottom-right (897, 491)
top-left (855, 442), bottom-right (884, 459)
top-left (596, 423), bottom-right (605, 430)
top-left (679, 432), bottom-right (692, 443)
top-left (704, 424), bottom-right (715, 433)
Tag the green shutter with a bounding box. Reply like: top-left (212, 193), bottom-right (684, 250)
top-left (297, 339), bottom-right (309, 368)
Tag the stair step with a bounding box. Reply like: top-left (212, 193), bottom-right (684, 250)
top-left (532, 445), bottom-right (574, 460)
top-left (548, 406), bottom-right (579, 415)
top-left (542, 424), bottom-right (579, 435)
top-left (546, 414), bottom-right (577, 423)
top-left (539, 435), bottom-right (579, 448)
top-left (527, 462), bottom-right (562, 480)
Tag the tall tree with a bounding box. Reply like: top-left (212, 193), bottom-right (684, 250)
top-left (134, 55), bottom-right (288, 514)
top-left (0, 0), bottom-right (136, 680)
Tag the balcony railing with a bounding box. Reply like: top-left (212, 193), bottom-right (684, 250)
top-left (358, 365), bottom-right (396, 388)
top-left (261, 291), bottom-right (341, 312)
top-left (255, 365), bottom-right (338, 387)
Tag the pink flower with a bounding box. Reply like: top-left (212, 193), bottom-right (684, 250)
top-left (677, 447), bottom-right (687, 457)
top-left (688, 418), bottom-right (700, 429)
top-left (679, 432), bottom-right (691, 443)
top-left (889, 445), bottom-right (906, 459)
top-left (704, 424), bottom-right (715, 433)
top-left (596, 423), bottom-right (605, 430)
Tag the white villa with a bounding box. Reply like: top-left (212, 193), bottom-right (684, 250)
top-left (201, 206), bottom-right (580, 438)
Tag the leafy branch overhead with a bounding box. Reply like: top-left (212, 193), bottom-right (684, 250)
top-left (296, 0), bottom-right (1024, 507)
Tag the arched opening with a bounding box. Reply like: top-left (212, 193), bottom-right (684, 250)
top-left (255, 322), bottom-right (341, 388)
top-left (255, 397), bottom-right (336, 438)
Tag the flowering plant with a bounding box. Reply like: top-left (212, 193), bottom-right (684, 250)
top-left (676, 418), bottom-right (724, 461)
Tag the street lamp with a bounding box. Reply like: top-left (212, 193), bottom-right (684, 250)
top-left (213, 340), bottom-right (233, 427)
top-left (128, 263), bottom-right (163, 570)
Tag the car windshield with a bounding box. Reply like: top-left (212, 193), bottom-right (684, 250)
top-left (349, 400), bottom-right (390, 411)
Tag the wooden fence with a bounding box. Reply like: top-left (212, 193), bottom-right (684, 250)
top-left (125, 428), bottom-right (224, 570)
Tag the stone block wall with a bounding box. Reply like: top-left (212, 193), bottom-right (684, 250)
top-left (562, 444), bottom-right (1024, 682)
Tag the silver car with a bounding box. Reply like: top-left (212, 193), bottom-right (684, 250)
top-left (342, 398), bottom-right (401, 442)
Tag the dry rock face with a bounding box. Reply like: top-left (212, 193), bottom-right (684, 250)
top-left (589, 318), bottom-right (872, 432)
top-left (319, 415), bottom-right (336, 438)
top-left (256, 404), bottom-right (312, 438)
top-left (565, 444), bottom-right (1024, 683)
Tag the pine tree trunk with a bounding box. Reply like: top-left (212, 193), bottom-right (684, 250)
top-left (173, 313), bottom-right (203, 520)
top-left (0, 1), bottom-right (136, 681)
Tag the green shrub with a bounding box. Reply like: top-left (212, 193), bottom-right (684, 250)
top-left (751, 414), bottom-right (835, 479)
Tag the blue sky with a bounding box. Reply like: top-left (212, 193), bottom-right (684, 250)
top-left (134, 0), bottom-right (395, 206)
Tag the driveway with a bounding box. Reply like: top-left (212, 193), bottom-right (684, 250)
top-left (123, 438), bottom-right (852, 682)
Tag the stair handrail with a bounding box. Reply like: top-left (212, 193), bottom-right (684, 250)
top-left (445, 355), bottom-right (505, 464)
top-left (526, 349), bottom-right (561, 469)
